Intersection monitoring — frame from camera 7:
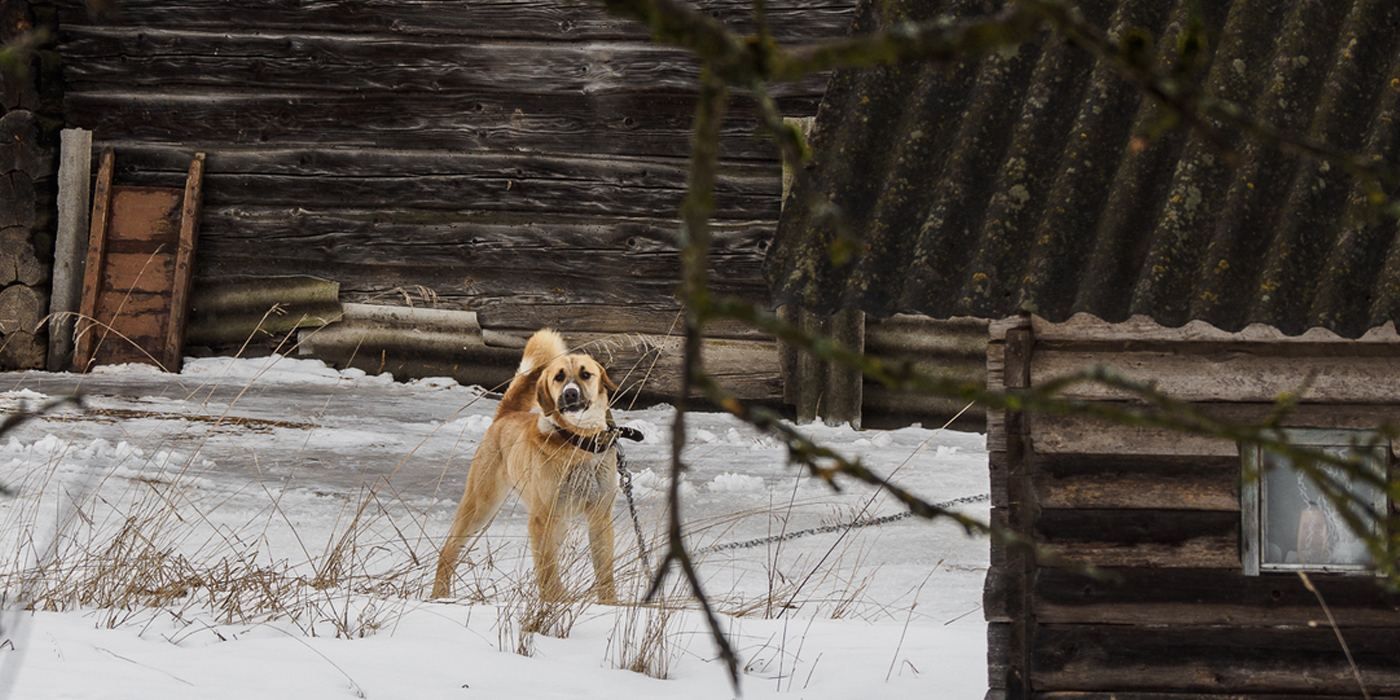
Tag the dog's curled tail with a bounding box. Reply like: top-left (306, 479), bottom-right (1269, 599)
top-left (496, 329), bottom-right (568, 417)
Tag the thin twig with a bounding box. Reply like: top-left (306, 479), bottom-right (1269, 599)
top-left (1298, 572), bottom-right (1371, 700)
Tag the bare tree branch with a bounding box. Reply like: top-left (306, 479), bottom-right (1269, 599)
top-left (642, 65), bottom-right (742, 690)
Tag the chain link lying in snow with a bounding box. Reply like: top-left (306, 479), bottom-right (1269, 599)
top-left (616, 448), bottom-right (652, 576)
top-left (693, 493), bottom-right (991, 555)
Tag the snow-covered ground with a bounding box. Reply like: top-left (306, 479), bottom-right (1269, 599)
top-left (0, 355), bottom-right (989, 699)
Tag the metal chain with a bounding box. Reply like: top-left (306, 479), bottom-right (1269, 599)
top-left (616, 448), bottom-right (652, 575)
top-left (695, 493), bottom-right (991, 555)
top-left (613, 436), bottom-right (989, 562)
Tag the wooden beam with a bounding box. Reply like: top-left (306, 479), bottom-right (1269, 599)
top-left (72, 147), bottom-right (115, 372)
top-left (164, 152), bottom-right (204, 370)
top-left (48, 128), bottom-right (93, 371)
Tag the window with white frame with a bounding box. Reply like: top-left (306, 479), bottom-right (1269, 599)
top-left (1241, 428), bottom-right (1390, 576)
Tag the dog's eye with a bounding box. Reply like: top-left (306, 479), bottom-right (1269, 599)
top-left (579, 369), bottom-right (592, 381)
top-left (554, 370), bottom-right (566, 383)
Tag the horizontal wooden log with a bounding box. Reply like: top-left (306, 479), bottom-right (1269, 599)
top-left (866, 314), bottom-right (990, 357)
top-left (861, 389), bottom-right (986, 431)
top-left (1031, 454), bottom-right (1239, 511)
top-left (192, 206), bottom-right (771, 273)
top-left (56, 0), bottom-right (858, 43)
top-left (1036, 568), bottom-right (1400, 627)
top-left (93, 143), bottom-right (783, 181)
top-left (474, 302), bottom-right (764, 339)
top-left (66, 90), bottom-right (819, 161)
top-left (60, 27), bottom-right (831, 100)
top-left (863, 312), bottom-right (987, 427)
top-left (564, 331), bottom-right (782, 401)
top-left (194, 166), bottom-right (775, 221)
top-left (1033, 346), bottom-right (1400, 404)
top-left (83, 147), bottom-right (781, 222)
top-left (298, 324), bottom-right (779, 400)
top-left (194, 251), bottom-right (763, 332)
top-left (1031, 403), bottom-right (1400, 456)
top-left (1035, 509), bottom-right (1240, 568)
top-left (182, 203), bottom-right (772, 337)
top-left (1033, 624), bottom-right (1400, 695)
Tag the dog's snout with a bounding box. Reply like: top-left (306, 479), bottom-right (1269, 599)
top-left (560, 383), bottom-right (583, 411)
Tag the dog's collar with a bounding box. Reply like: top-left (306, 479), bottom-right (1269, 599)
top-left (553, 425), bottom-right (644, 453)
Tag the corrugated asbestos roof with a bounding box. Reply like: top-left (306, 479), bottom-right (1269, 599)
top-left (768, 0), bottom-right (1400, 338)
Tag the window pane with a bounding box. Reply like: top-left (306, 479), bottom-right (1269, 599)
top-left (1261, 446), bottom-right (1383, 569)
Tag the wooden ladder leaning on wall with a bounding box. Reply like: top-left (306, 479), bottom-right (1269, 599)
top-left (72, 148), bottom-right (206, 373)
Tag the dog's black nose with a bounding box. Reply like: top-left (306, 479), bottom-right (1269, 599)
top-left (561, 385), bottom-right (582, 411)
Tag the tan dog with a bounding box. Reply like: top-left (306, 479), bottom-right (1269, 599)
top-left (432, 329), bottom-right (624, 603)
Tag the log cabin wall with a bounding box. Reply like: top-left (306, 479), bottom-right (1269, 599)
top-left (0, 0), bottom-right (61, 370)
top-left (986, 314), bottom-right (1400, 700)
top-left (49, 0), bottom-right (854, 394)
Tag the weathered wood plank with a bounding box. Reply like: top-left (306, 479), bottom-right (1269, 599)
top-left (998, 324), bottom-right (1036, 699)
top-left (79, 147), bottom-right (782, 222)
top-left (1032, 454), bottom-right (1239, 511)
top-left (1031, 403), bottom-right (1400, 456)
top-left (65, 91), bottom-right (818, 160)
top-left (566, 332), bottom-right (781, 401)
top-left (164, 152), bottom-right (204, 370)
top-left (1033, 347), bottom-right (1400, 404)
top-left (81, 143), bottom-right (780, 181)
top-left (1035, 509), bottom-right (1239, 568)
top-left (48, 128), bottom-right (93, 371)
top-left (192, 208), bottom-right (772, 268)
top-left (196, 169), bottom-right (775, 221)
top-left (1035, 568), bottom-right (1400, 627)
top-left (59, 27), bottom-right (831, 100)
top-left (73, 148), bottom-right (115, 371)
top-left (55, 0), bottom-right (858, 43)
top-left (102, 252), bottom-right (176, 294)
top-left (1033, 624), bottom-right (1400, 695)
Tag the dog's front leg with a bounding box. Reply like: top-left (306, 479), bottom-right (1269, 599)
top-left (586, 501), bottom-right (617, 604)
top-left (528, 508), bottom-right (567, 602)
top-left (432, 448), bottom-right (509, 599)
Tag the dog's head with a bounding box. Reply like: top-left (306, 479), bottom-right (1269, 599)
top-left (534, 352), bottom-right (617, 433)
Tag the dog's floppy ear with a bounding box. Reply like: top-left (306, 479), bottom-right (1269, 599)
top-left (534, 366), bottom-right (557, 417)
top-left (598, 365), bottom-right (618, 393)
